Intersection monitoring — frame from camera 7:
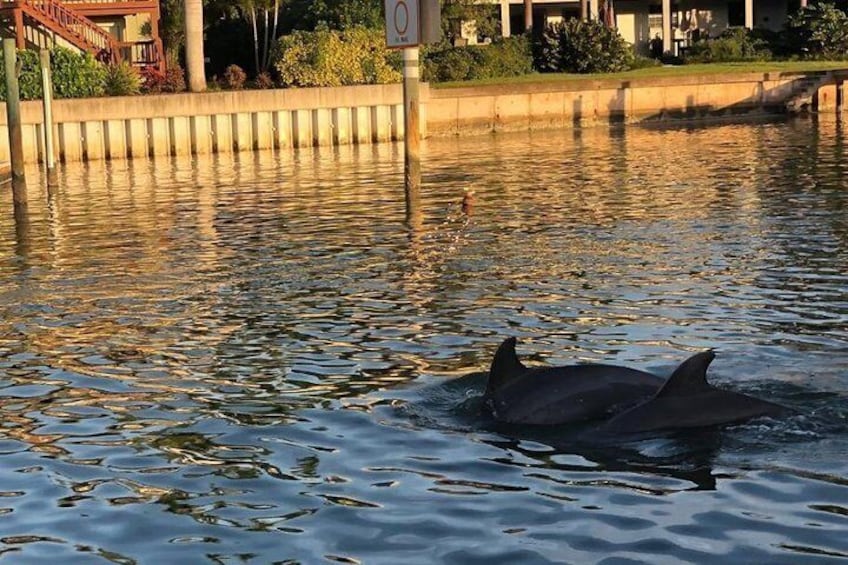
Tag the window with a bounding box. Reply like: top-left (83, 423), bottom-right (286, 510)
top-left (727, 1), bottom-right (744, 26)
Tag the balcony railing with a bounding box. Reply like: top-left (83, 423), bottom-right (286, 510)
top-left (118, 37), bottom-right (162, 67)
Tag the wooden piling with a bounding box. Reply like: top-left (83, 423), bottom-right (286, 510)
top-left (3, 38), bottom-right (26, 193)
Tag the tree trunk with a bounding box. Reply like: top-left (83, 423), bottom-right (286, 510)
top-left (262, 8), bottom-right (270, 71)
top-left (250, 8), bottom-right (260, 76)
top-left (184, 0), bottom-right (206, 91)
top-left (523, 0), bottom-right (532, 32)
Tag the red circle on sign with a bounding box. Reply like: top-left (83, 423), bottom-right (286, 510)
top-left (394, 1), bottom-right (409, 35)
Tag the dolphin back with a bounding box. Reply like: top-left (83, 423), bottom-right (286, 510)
top-left (602, 350), bottom-right (790, 434)
top-left (654, 350), bottom-right (715, 397)
top-left (486, 337), bottom-right (527, 396)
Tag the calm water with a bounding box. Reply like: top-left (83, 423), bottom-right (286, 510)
top-left (1, 118), bottom-right (847, 564)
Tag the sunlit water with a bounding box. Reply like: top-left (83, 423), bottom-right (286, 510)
top-left (1, 117), bottom-right (847, 564)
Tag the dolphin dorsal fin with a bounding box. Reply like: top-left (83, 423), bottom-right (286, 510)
top-left (487, 337), bottom-right (528, 395)
top-left (655, 350), bottom-right (716, 398)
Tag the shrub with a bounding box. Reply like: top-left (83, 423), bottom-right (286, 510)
top-left (629, 54), bottom-right (662, 70)
top-left (535, 19), bottom-right (632, 73)
top-left (684, 28), bottom-right (772, 63)
top-left (140, 66), bottom-right (166, 93)
top-left (0, 49), bottom-right (40, 101)
top-left (50, 47), bottom-right (107, 98)
top-left (223, 64), bottom-right (247, 89)
top-left (273, 27), bottom-right (401, 87)
top-left (422, 45), bottom-right (474, 82)
top-left (254, 71), bottom-right (275, 89)
top-left (423, 36), bottom-right (533, 82)
top-left (0, 47), bottom-right (108, 101)
top-left (785, 2), bottom-right (848, 59)
top-left (104, 61), bottom-right (142, 96)
top-left (162, 65), bottom-right (186, 92)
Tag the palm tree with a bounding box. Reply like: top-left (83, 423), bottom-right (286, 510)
top-left (184, 0), bottom-right (206, 91)
top-left (238, 0), bottom-right (281, 74)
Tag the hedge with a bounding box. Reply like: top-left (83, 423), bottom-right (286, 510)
top-left (0, 47), bottom-right (106, 101)
top-left (422, 36), bottom-right (534, 82)
top-left (273, 26), bottom-right (401, 87)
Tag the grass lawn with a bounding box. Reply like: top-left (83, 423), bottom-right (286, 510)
top-left (432, 61), bottom-right (848, 89)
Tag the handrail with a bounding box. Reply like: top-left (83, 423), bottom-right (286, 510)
top-left (19, 0), bottom-right (119, 61)
top-left (10, 0), bottom-right (162, 69)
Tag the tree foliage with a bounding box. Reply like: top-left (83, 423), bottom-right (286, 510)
top-left (786, 2), bottom-right (848, 59)
top-left (273, 27), bottom-right (401, 87)
top-left (280, 0), bottom-right (383, 31)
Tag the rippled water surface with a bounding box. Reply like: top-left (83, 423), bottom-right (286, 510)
top-left (1, 118), bottom-right (847, 564)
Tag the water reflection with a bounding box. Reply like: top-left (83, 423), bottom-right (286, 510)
top-left (0, 118), bottom-right (847, 562)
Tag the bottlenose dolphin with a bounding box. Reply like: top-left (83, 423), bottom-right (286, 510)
top-left (601, 350), bottom-right (789, 434)
top-left (484, 337), bottom-right (663, 425)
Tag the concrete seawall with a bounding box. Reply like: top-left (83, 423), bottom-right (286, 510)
top-left (0, 72), bottom-right (842, 164)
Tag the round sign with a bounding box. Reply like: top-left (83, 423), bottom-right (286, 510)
top-left (394, 0), bottom-right (409, 35)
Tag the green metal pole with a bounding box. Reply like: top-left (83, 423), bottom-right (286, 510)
top-left (3, 38), bottom-right (26, 191)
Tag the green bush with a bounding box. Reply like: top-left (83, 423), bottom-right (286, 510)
top-left (0, 49), bottom-right (40, 101)
top-left (422, 45), bottom-right (473, 82)
top-left (629, 54), bottom-right (662, 70)
top-left (50, 47), bottom-right (107, 98)
top-left (104, 61), bottom-right (142, 96)
top-left (422, 36), bottom-right (533, 82)
top-left (684, 28), bottom-right (772, 63)
top-left (535, 19), bottom-right (632, 73)
top-left (785, 2), bottom-right (848, 59)
top-left (273, 26), bottom-right (401, 87)
top-left (0, 47), bottom-right (106, 101)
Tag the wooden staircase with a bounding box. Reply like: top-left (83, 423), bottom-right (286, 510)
top-left (785, 74), bottom-right (833, 114)
top-left (2, 0), bottom-right (163, 70)
top-left (13, 0), bottom-right (119, 62)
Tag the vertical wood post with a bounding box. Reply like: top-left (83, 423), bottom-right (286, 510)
top-left (4, 38), bottom-right (26, 193)
top-left (14, 10), bottom-right (24, 49)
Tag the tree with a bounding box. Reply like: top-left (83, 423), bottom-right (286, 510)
top-left (184, 0), bottom-right (206, 91)
top-left (160, 0), bottom-right (184, 66)
top-left (280, 0), bottom-right (383, 31)
top-left (236, 0), bottom-right (282, 73)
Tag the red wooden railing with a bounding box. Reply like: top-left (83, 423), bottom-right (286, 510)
top-left (15, 0), bottom-right (119, 62)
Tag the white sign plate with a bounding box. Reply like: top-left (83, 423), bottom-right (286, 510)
top-left (385, 0), bottom-right (419, 48)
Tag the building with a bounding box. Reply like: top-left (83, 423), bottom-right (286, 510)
top-left (493, 0), bottom-right (808, 55)
top-left (0, 0), bottom-right (164, 71)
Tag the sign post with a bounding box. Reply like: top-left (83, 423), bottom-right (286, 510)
top-left (385, 0), bottom-right (422, 211)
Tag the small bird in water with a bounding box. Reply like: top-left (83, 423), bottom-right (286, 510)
top-left (462, 187), bottom-right (475, 216)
